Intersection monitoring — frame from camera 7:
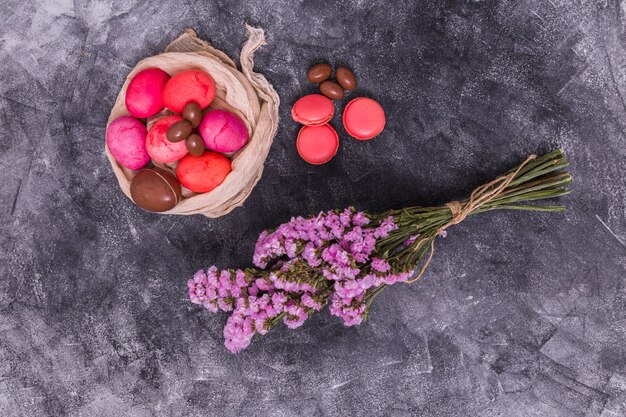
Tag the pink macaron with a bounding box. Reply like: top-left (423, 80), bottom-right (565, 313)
top-left (291, 94), bottom-right (334, 126)
top-left (125, 68), bottom-right (170, 118)
top-left (199, 110), bottom-right (249, 153)
top-left (296, 124), bottom-right (339, 165)
top-left (106, 116), bottom-right (150, 170)
top-left (343, 97), bottom-right (386, 140)
top-left (145, 115), bottom-right (189, 163)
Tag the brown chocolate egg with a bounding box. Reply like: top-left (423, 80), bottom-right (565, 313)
top-left (130, 168), bottom-right (182, 212)
top-left (320, 80), bottom-right (344, 100)
top-left (185, 133), bottom-right (205, 157)
top-left (307, 63), bottom-right (332, 83)
top-left (336, 66), bottom-right (357, 90)
top-left (166, 120), bottom-right (192, 142)
top-left (182, 102), bottom-right (202, 128)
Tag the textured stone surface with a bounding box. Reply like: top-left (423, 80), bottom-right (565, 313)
top-left (1, 1), bottom-right (626, 416)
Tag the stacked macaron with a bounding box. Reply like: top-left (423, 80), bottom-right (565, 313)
top-left (291, 64), bottom-right (386, 165)
top-left (291, 94), bottom-right (339, 165)
top-left (106, 68), bottom-right (249, 212)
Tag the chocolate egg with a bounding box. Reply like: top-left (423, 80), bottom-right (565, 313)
top-left (320, 80), bottom-right (344, 100)
top-left (130, 168), bottom-right (182, 212)
top-left (182, 102), bottom-right (202, 128)
top-left (336, 66), bottom-right (357, 90)
top-left (185, 133), bottom-right (205, 157)
top-left (307, 63), bottom-right (332, 83)
top-left (166, 120), bottom-right (192, 142)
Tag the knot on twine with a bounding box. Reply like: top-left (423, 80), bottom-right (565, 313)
top-left (437, 154), bottom-right (537, 235)
top-left (405, 154), bottom-right (537, 285)
top-left (444, 200), bottom-right (466, 226)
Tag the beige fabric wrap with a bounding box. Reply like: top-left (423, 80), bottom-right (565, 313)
top-left (105, 25), bottom-right (280, 217)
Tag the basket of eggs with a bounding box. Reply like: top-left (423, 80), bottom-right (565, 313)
top-left (105, 26), bottom-right (279, 217)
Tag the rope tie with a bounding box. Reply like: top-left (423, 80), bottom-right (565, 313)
top-left (404, 154), bottom-right (537, 284)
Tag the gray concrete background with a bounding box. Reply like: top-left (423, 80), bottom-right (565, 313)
top-left (1, 0), bottom-right (625, 416)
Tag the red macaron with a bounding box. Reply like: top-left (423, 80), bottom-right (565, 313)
top-left (343, 97), bottom-right (386, 140)
top-left (291, 94), bottom-right (334, 126)
top-left (296, 124), bottom-right (339, 165)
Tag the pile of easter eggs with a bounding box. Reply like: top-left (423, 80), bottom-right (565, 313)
top-left (106, 68), bottom-right (249, 212)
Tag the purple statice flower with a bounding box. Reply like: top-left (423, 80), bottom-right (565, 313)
top-left (255, 277), bottom-right (273, 292)
top-left (334, 280), bottom-right (365, 299)
top-left (188, 270), bottom-right (208, 304)
top-left (357, 274), bottom-right (382, 290)
top-left (250, 209), bottom-right (397, 274)
top-left (253, 231), bottom-right (284, 268)
top-left (329, 293), bottom-right (366, 327)
top-left (321, 243), bottom-right (351, 266)
top-left (223, 313), bottom-right (254, 353)
top-left (322, 268), bottom-right (342, 281)
top-left (344, 226), bottom-right (363, 242)
top-left (188, 267), bottom-right (251, 313)
top-left (335, 265), bottom-right (360, 279)
top-left (283, 302), bottom-right (308, 329)
top-left (284, 239), bottom-right (297, 258)
top-left (349, 229), bottom-right (377, 262)
top-left (403, 234), bottom-right (420, 246)
top-left (223, 291), bottom-right (289, 353)
top-left (351, 211), bottom-right (370, 226)
top-left (189, 208), bottom-right (409, 353)
top-left (271, 292), bottom-right (288, 310)
top-left (371, 258), bottom-right (391, 273)
top-left (382, 272), bottom-right (412, 285)
top-left (374, 216), bottom-right (399, 239)
top-left (301, 293), bottom-right (323, 310)
top-left (302, 242), bottom-right (321, 267)
top-left (339, 208), bottom-right (352, 227)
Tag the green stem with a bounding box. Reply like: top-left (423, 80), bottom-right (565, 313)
top-left (374, 149), bottom-right (571, 273)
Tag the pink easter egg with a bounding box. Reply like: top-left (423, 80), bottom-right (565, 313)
top-left (199, 110), bottom-right (249, 153)
top-left (145, 115), bottom-right (189, 163)
top-left (125, 68), bottom-right (170, 118)
top-left (106, 116), bottom-right (150, 170)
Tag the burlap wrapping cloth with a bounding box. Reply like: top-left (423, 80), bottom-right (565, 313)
top-left (105, 25), bottom-right (280, 217)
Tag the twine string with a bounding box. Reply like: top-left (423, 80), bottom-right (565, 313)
top-left (404, 154), bottom-right (537, 284)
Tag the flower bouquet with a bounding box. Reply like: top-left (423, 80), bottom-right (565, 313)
top-left (188, 150), bottom-right (572, 353)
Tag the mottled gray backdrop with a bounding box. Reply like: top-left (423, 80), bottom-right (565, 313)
top-left (1, 0), bottom-right (625, 416)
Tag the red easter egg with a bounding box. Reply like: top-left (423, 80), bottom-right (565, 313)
top-left (161, 69), bottom-right (216, 113)
top-left (176, 151), bottom-right (232, 193)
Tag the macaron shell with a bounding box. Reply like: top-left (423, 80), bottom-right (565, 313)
top-left (125, 68), bottom-right (170, 118)
top-left (199, 110), bottom-right (249, 153)
top-left (145, 115), bottom-right (189, 163)
top-left (176, 151), bottom-right (232, 193)
top-left (296, 124), bottom-right (339, 165)
top-left (343, 97), bottom-right (386, 140)
top-left (162, 69), bottom-right (216, 113)
top-left (106, 116), bottom-right (150, 170)
top-left (291, 94), bottom-right (334, 126)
